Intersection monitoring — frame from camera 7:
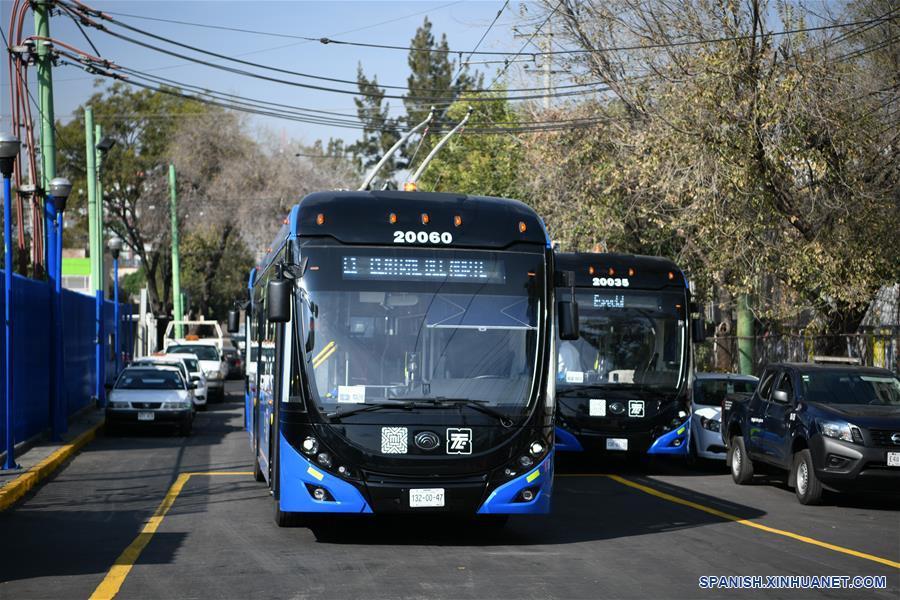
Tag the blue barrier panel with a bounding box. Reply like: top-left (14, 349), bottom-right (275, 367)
top-left (1, 270), bottom-right (125, 453)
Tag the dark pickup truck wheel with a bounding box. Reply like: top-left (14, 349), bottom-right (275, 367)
top-left (729, 436), bottom-right (754, 484)
top-left (793, 449), bottom-right (824, 505)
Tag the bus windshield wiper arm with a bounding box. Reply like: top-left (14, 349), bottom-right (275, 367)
top-left (412, 397), bottom-right (516, 428)
top-left (325, 400), bottom-right (416, 419)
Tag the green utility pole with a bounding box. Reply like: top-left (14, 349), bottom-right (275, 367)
top-left (33, 0), bottom-right (57, 267)
top-left (84, 108), bottom-right (99, 291)
top-left (737, 293), bottom-right (754, 375)
top-left (168, 164), bottom-right (183, 338)
top-left (94, 124), bottom-right (105, 294)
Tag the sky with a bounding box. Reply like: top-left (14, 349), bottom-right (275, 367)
top-left (1, 0), bottom-right (544, 149)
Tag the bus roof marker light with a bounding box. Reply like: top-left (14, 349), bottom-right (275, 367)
top-left (588, 266), bottom-right (595, 275)
top-left (454, 215), bottom-right (462, 227)
top-left (316, 213), bottom-right (325, 225)
top-left (389, 212), bottom-right (397, 224)
top-left (628, 267), bottom-right (635, 277)
top-left (518, 221), bottom-right (527, 233)
top-left (403, 182), bottom-right (417, 192)
top-left (608, 267), bottom-right (616, 276)
top-left (421, 213), bottom-right (429, 225)
top-left (668, 271), bottom-right (675, 280)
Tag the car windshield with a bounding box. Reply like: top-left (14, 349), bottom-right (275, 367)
top-left (558, 290), bottom-right (686, 391)
top-left (168, 345), bottom-right (219, 361)
top-left (801, 371), bottom-right (900, 406)
top-left (116, 369), bottom-right (184, 390)
top-left (694, 378), bottom-right (757, 406)
top-left (298, 246), bottom-right (545, 416)
top-left (133, 360), bottom-right (186, 378)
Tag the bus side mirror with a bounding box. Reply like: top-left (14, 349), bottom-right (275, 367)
top-left (267, 279), bottom-right (292, 323)
top-left (227, 309), bottom-right (240, 334)
top-left (691, 317), bottom-right (706, 343)
top-left (558, 300), bottom-right (579, 340)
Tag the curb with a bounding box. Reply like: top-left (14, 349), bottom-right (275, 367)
top-left (0, 419), bottom-right (105, 512)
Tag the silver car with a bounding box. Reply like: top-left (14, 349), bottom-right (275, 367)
top-left (106, 366), bottom-right (195, 435)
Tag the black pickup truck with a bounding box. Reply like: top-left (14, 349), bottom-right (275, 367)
top-left (722, 362), bottom-right (900, 504)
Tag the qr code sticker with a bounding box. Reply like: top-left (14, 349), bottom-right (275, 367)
top-left (381, 427), bottom-right (408, 454)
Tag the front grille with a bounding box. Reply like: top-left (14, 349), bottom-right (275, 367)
top-left (362, 470), bottom-right (487, 485)
top-left (133, 402), bottom-right (161, 410)
top-left (868, 430), bottom-right (900, 447)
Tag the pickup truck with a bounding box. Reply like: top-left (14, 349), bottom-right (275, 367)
top-left (722, 362), bottom-right (900, 504)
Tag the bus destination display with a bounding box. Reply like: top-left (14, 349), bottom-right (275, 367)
top-left (342, 256), bottom-right (506, 283)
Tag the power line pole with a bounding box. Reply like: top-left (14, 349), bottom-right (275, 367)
top-left (33, 0), bottom-right (57, 271)
top-left (95, 123), bottom-right (105, 296)
top-left (168, 164), bottom-right (183, 339)
top-left (85, 109), bottom-right (99, 291)
top-left (514, 25), bottom-right (568, 111)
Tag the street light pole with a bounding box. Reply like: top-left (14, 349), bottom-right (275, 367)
top-left (1, 132), bottom-right (21, 471)
top-left (108, 237), bottom-right (123, 376)
top-left (49, 177), bottom-right (71, 440)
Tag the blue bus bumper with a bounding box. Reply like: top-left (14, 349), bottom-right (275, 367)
top-left (647, 418), bottom-right (691, 455)
top-left (279, 433), bottom-right (552, 515)
top-left (554, 426), bottom-right (584, 452)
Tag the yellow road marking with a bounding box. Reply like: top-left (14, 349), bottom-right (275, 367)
top-left (560, 473), bottom-right (900, 570)
top-left (89, 471), bottom-right (253, 600)
top-left (0, 419), bottom-right (104, 512)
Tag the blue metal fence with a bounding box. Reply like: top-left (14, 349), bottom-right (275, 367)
top-left (1, 271), bottom-right (122, 453)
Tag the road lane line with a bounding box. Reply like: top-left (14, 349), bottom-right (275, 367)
top-left (89, 471), bottom-right (253, 600)
top-left (560, 473), bottom-right (900, 570)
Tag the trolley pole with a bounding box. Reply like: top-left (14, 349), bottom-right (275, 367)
top-left (168, 165), bottom-right (183, 339)
top-left (33, 0), bottom-right (57, 270)
top-left (737, 293), bottom-right (754, 375)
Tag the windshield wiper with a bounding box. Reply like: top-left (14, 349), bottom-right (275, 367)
top-left (408, 397), bottom-right (516, 428)
top-left (325, 400), bottom-right (416, 420)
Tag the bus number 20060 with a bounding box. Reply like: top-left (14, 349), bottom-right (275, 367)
top-left (393, 231), bottom-right (453, 245)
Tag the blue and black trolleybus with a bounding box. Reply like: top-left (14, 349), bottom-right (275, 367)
top-left (552, 252), bottom-right (705, 457)
top-left (236, 190), bottom-right (557, 525)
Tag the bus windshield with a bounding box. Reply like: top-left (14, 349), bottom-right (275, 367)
top-left (298, 246), bottom-right (545, 416)
top-left (558, 290), bottom-right (686, 391)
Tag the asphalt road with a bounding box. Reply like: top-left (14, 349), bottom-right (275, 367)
top-left (1, 381), bottom-right (897, 600)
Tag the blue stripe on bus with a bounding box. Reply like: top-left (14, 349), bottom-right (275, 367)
top-left (278, 432), bottom-right (373, 514)
top-left (554, 426), bottom-right (584, 452)
top-left (476, 452), bottom-right (553, 515)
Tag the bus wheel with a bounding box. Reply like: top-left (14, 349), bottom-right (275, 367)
top-left (274, 502), bottom-right (300, 527)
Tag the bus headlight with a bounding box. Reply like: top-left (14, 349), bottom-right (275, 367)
top-left (316, 452), bottom-right (333, 468)
top-left (518, 455), bottom-right (534, 468)
top-left (529, 441), bottom-right (545, 456)
top-left (301, 436), bottom-right (319, 455)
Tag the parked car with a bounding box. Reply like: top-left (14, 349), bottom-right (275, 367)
top-left (722, 362), bottom-right (900, 504)
top-left (166, 342), bottom-right (227, 401)
top-left (106, 366), bottom-right (195, 435)
top-left (689, 372), bottom-right (758, 462)
top-left (132, 355), bottom-right (206, 409)
top-left (222, 346), bottom-right (243, 380)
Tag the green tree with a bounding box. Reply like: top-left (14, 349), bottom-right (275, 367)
top-left (181, 226), bottom-right (254, 319)
top-left (418, 96), bottom-right (523, 199)
top-left (348, 66), bottom-right (401, 182)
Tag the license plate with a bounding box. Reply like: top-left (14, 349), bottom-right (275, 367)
top-left (137, 412), bottom-right (155, 421)
top-left (888, 452), bottom-right (900, 467)
top-left (606, 438), bottom-right (628, 451)
top-left (409, 488), bottom-right (445, 508)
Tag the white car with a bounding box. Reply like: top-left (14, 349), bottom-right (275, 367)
top-left (106, 366), bottom-right (195, 435)
top-left (135, 354), bottom-right (208, 409)
top-left (689, 372), bottom-right (759, 461)
top-left (165, 353), bottom-right (209, 407)
top-left (166, 342), bottom-right (227, 401)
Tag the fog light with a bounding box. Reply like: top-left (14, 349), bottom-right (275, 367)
top-left (317, 452), bottom-right (332, 468)
top-left (529, 441), bottom-right (544, 456)
top-left (673, 439), bottom-right (682, 447)
top-left (518, 455), bottom-right (534, 468)
top-left (521, 489), bottom-right (535, 502)
top-left (301, 436), bottom-right (318, 455)
top-left (337, 465), bottom-right (349, 476)
top-left (504, 467), bottom-right (517, 478)
top-left (313, 487), bottom-right (327, 501)
top-left (677, 410), bottom-right (687, 419)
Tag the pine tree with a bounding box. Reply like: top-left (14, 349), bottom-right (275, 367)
top-left (348, 65), bottom-right (401, 181)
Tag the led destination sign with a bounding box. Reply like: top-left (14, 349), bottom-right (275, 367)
top-left (587, 293), bottom-right (667, 311)
top-left (342, 256), bottom-right (506, 284)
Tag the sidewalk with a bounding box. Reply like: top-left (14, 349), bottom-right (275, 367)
top-left (0, 409), bottom-right (105, 511)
